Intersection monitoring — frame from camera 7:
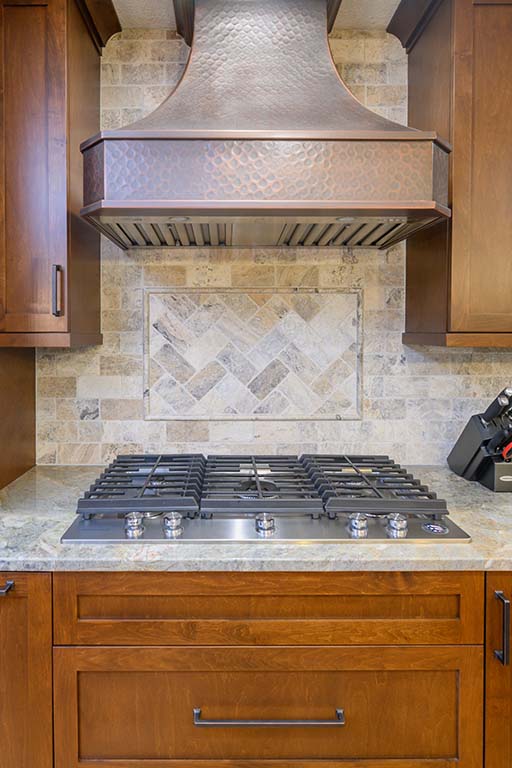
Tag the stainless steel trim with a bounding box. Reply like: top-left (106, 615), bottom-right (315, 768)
top-left (193, 707), bottom-right (345, 728)
top-left (0, 580), bottom-right (14, 596)
top-left (61, 513), bottom-right (472, 544)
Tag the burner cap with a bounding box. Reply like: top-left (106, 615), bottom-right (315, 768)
top-left (236, 477), bottom-right (279, 500)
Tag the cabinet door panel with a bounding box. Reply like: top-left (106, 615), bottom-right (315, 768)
top-left (486, 573), bottom-right (512, 768)
top-left (0, 0), bottom-right (67, 332)
top-left (451, 1), bottom-right (512, 331)
top-left (53, 571), bottom-right (485, 646)
top-left (0, 573), bottom-right (52, 768)
top-left (54, 645), bottom-right (483, 768)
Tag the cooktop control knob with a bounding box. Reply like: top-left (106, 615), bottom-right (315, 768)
top-left (163, 512), bottom-right (184, 539)
top-left (349, 513), bottom-right (368, 538)
top-left (255, 513), bottom-right (276, 538)
top-left (125, 511), bottom-right (144, 539)
top-left (386, 513), bottom-right (408, 539)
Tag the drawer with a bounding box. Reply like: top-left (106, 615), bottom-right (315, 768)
top-left (54, 645), bottom-right (483, 768)
top-left (53, 571), bottom-right (484, 646)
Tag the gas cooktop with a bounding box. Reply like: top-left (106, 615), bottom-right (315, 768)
top-left (61, 454), bottom-right (470, 543)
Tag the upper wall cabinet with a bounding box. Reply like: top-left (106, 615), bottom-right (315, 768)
top-left (0, 0), bottom-right (120, 348)
top-left (389, 0), bottom-right (512, 347)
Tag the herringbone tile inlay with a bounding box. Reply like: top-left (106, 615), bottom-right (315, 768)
top-left (145, 290), bottom-right (361, 420)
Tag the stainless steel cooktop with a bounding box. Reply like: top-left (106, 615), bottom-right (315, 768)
top-left (61, 454), bottom-right (471, 544)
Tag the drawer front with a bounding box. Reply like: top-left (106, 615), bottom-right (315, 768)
top-left (53, 572), bottom-right (484, 646)
top-left (54, 645), bottom-right (483, 768)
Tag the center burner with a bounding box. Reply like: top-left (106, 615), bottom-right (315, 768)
top-left (200, 455), bottom-right (324, 517)
top-left (61, 454), bottom-right (471, 543)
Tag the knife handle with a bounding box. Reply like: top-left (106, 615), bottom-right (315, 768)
top-left (488, 428), bottom-right (512, 453)
top-left (482, 394), bottom-right (511, 423)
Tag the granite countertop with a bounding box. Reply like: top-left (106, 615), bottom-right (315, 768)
top-left (0, 465), bottom-right (511, 572)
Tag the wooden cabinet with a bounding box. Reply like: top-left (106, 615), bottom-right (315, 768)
top-left (53, 571), bottom-right (485, 768)
top-left (0, 573), bottom-right (52, 768)
top-left (0, 349), bottom-right (35, 486)
top-left (53, 571), bottom-right (484, 645)
top-left (389, 0), bottom-right (512, 347)
top-left (54, 645), bottom-right (483, 768)
top-left (0, 0), bottom-right (119, 348)
top-left (485, 573), bottom-right (512, 768)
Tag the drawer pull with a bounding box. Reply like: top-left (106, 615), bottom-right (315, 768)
top-left (52, 264), bottom-right (63, 317)
top-left (193, 707), bottom-right (345, 728)
top-left (495, 590), bottom-right (511, 666)
top-left (0, 580), bottom-right (14, 596)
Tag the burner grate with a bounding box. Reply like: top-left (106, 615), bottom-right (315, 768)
top-left (78, 454), bottom-right (205, 518)
top-left (301, 455), bottom-right (448, 516)
top-left (200, 455), bottom-right (325, 516)
top-left (75, 453), bottom-right (448, 521)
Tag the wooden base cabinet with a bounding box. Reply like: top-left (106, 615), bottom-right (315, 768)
top-left (486, 573), bottom-right (512, 768)
top-left (0, 573), bottom-right (52, 768)
top-left (52, 571), bottom-right (485, 768)
top-left (0, 0), bottom-right (119, 348)
top-left (389, 0), bottom-right (512, 347)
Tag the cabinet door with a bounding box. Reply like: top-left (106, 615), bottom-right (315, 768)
top-left (0, 0), bottom-right (68, 333)
top-left (486, 573), bottom-right (512, 768)
top-left (450, 0), bottom-right (512, 332)
top-left (54, 644), bottom-right (483, 768)
top-left (0, 573), bottom-right (53, 768)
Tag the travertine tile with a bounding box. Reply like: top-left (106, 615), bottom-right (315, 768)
top-left (121, 63), bottom-right (167, 85)
top-left (146, 290), bottom-right (361, 420)
top-left (366, 85), bottom-right (407, 107)
top-left (76, 376), bottom-right (142, 400)
top-left (38, 377), bottom-right (76, 398)
top-left (144, 265), bottom-right (187, 287)
top-left (100, 355), bottom-right (141, 377)
top-left (59, 399), bottom-right (100, 421)
top-left (232, 265), bottom-right (275, 287)
top-left (57, 444), bottom-right (101, 465)
top-left (101, 399), bottom-right (144, 421)
top-left (78, 421), bottom-right (104, 443)
top-left (166, 421), bottom-right (210, 442)
top-left (35, 29), bottom-right (512, 466)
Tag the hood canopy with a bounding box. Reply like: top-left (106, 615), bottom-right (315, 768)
top-left (81, 0), bottom-right (450, 250)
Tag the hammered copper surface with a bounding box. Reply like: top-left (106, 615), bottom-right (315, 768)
top-left (173, 0), bottom-right (344, 46)
top-left (81, 0), bottom-right (450, 248)
top-left (87, 140), bottom-right (437, 203)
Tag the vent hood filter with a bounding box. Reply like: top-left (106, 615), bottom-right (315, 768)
top-left (81, 0), bottom-right (450, 250)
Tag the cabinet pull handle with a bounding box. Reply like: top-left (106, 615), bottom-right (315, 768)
top-left (495, 590), bottom-right (511, 666)
top-left (0, 580), bottom-right (14, 596)
top-left (52, 264), bottom-right (63, 317)
top-left (193, 707), bottom-right (345, 728)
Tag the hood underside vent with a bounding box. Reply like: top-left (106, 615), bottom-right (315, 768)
top-left (96, 216), bottom-right (438, 251)
top-left (81, 0), bottom-right (450, 250)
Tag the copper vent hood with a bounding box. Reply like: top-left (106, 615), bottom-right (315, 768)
top-left (81, 0), bottom-right (450, 250)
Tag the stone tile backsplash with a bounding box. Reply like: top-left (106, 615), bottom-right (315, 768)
top-left (145, 289), bottom-right (361, 420)
top-left (35, 29), bottom-right (512, 465)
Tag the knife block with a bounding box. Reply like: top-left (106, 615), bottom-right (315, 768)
top-left (477, 459), bottom-right (512, 492)
top-left (447, 414), bottom-right (496, 479)
top-left (448, 413), bottom-right (512, 492)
